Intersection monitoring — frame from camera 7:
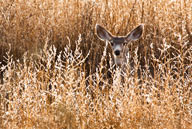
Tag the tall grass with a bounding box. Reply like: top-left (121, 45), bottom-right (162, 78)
top-left (0, 0), bottom-right (192, 128)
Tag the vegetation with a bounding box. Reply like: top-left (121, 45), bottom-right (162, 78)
top-left (0, 0), bottom-right (191, 128)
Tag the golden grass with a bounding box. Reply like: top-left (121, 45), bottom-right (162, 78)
top-left (0, 0), bottom-right (192, 129)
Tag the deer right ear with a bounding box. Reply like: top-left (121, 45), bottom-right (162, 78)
top-left (96, 24), bottom-right (113, 41)
top-left (126, 24), bottom-right (143, 41)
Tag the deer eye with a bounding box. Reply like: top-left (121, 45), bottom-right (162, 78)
top-left (110, 42), bottom-right (114, 46)
top-left (123, 42), bottom-right (126, 46)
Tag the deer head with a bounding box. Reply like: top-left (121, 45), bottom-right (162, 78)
top-left (96, 24), bottom-right (143, 66)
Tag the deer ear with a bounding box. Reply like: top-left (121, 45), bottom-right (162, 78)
top-left (126, 24), bottom-right (143, 41)
top-left (96, 24), bottom-right (113, 41)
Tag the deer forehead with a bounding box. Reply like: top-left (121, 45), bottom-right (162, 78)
top-left (110, 37), bottom-right (125, 44)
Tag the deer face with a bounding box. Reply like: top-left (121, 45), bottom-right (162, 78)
top-left (96, 24), bottom-right (143, 66)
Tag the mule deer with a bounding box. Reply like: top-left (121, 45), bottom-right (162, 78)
top-left (96, 24), bottom-right (143, 70)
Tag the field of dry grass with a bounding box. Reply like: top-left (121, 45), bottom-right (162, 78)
top-left (0, 0), bottom-right (192, 128)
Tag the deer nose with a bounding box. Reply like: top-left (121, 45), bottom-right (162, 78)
top-left (114, 50), bottom-right (120, 56)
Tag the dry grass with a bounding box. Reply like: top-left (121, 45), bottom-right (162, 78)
top-left (0, 0), bottom-right (192, 129)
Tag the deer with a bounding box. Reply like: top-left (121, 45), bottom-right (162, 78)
top-left (95, 24), bottom-right (144, 73)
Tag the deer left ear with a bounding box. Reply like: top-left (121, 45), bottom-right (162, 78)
top-left (96, 24), bottom-right (113, 41)
top-left (126, 24), bottom-right (143, 41)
